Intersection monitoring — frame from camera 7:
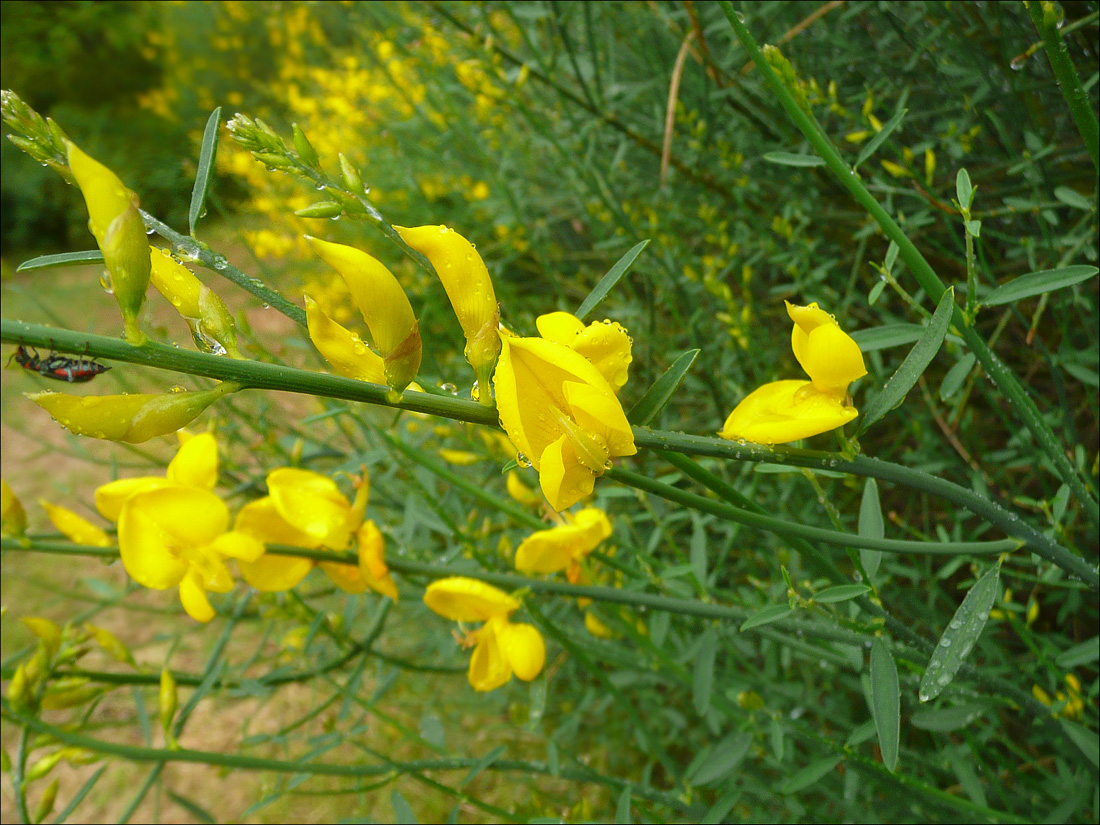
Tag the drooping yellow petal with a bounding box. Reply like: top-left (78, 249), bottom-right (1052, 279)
top-left (563, 381), bottom-right (636, 462)
top-left (2, 479), bottom-right (28, 537)
top-left (39, 500), bottom-right (112, 547)
top-left (719, 379), bottom-right (859, 444)
top-left (468, 620), bottom-right (511, 692)
top-left (95, 477), bottom-right (174, 522)
top-left (167, 431), bottom-right (218, 490)
top-left (319, 561), bottom-right (369, 594)
top-left (357, 520), bottom-right (399, 601)
top-left (179, 569), bottom-right (216, 622)
top-left (305, 236), bottom-right (416, 356)
top-left (304, 293), bottom-right (386, 384)
top-left (265, 468), bottom-right (352, 549)
top-left (514, 507), bottom-right (611, 574)
top-left (787, 301), bottom-right (865, 393)
top-left (506, 471), bottom-right (543, 507)
top-left (234, 496), bottom-right (318, 547)
top-left (208, 530), bottom-right (265, 562)
top-left (537, 435), bottom-right (597, 512)
top-left (497, 620), bottom-right (545, 682)
top-left (67, 140), bottom-right (150, 345)
top-left (150, 248), bottom-right (242, 358)
top-left (423, 577), bottom-right (519, 622)
top-left (535, 312), bottom-right (586, 344)
top-left (237, 552), bottom-right (314, 592)
top-left (395, 225), bottom-right (500, 372)
top-left (29, 382), bottom-right (239, 443)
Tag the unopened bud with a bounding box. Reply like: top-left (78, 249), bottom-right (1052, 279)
top-left (295, 201), bottom-right (344, 219)
top-left (292, 123), bottom-right (320, 169)
top-left (338, 153), bottom-right (364, 195)
top-left (1, 478), bottom-right (27, 537)
top-left (159, 668), bottom-right (178, 736)
top-left (32, 779), bottom-right (59, 825)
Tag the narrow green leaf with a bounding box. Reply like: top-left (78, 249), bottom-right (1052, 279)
top-left (844, 719), bottom-right (877, 747)
top-left (693, 627), bottom-right (717, 716)
top-left (780, 755), bottom-right (842, 794)
top-left (855, 108), bottom-right (907, 169)
top-left (701, 788), bottom-right (743, 824)
top-left (919, 563), bottom-right (1000, 702)
top-left (940, 353), bottom-right (977, 400)
top-left (982, 265), bottom-right (1098, 306)
top-left (1063, 362), bottom-right (1100, 388)
top-left (691, 732), bottom-right (753, 785)
top-left (859, 287), bottom-right (955, 433)
top-left (17, 250), bottom-right (104, 272)
top-left (956, 168), bottom-right (973, 210)
top-left (576, 239), bottom-right (649, 320)
top-left (884, 241), bottom-right (900, 273)
top-left (815, 584), bottom-right (871, 604)
top-left (1059, 720), bottom-right (1099, 768)
top-left (627, 348), bottom-right (699, 425)
top-left (869, 639), bottom-right (900, 772)
top-left (910, 704), bottom-right (985, 731)
top-left (850, 323), bottom-right (924, 351)
top-left (461, 744), bottom-right (506, 788)
top-left (1055, 636), bottom-right (1099, 670)
top-left (868, 279), bottom-right (886, 305)
top-left (167, 790), bottom-right (217, 825)
top-left (1053, 185), bottom-right (1094, 210)
top-left (419, 713), bottom-right (445, 749)
top-left (615, 787), bottom-right (632, 824)
top-left (51, 765), bottom-right (107, 824)
top-left (189, 107), bottom-right (222, 236)
top-left (763, 151), bottom-right (826, 167)
top-left (740, 604), bottom-right (793, 631)
top-left (690, 516), bottom-right (707, 586)
top-left (392, 789), bottom-right (418, 824)
top-left (947, 749), bottom-right (988, 806)
top-left (858, 479), bottom-right (884, 584)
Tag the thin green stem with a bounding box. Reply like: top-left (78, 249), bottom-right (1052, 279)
top-left (720, 2), bottom-right (1100, 531)
top-left (1026, 0), bottom-right (1100, 172)
top-left (4, 318), bottom-right (1092, 589)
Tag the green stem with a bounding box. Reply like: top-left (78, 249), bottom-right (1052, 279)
top-left (4, 318), bottom-right (1092, 589)
top-left (0, 700), bottom-right (701, 817)
top-left (1026, 0), bottom-right (1100, 172)
top-left (719, 2), bottom-right (1100, 532)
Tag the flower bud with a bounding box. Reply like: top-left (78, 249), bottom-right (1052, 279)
top-left (338, 153), bottom-right (365, 194)
top-left (1, 478), bottom-right (27, 537)
top-left (33, 779), bottom-right (59, 825)
top-left (292, 123), bottom-right (320, 169)
top-left (295, 201), bottom-right (344, 219)
top-left (150, 248), bottom-right (242, 357)
top-left (39, 500), bottom-right (112, 547)
top-left (29, 382), bottom-right (240, 444)
top-left (159, 667), bottom-right (178, 736)
top-left (66, 140), bottom-right (150, 345)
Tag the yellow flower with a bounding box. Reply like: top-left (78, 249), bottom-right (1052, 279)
top-left (149, 248), bottom-right (243, 358)
top-left (494, 335), bottom-right (636, 511)
top-left (117, 486), bottom-right (263, 622)
top-left (236, 467), bottom-right (397, 599)
top-left (535, 312), bottom-right (632, 394)
top-left (29, 382), bottom-right (239, 444)
top-left (67, 140), bottom-right (151, 345)
top-left (720, 302), bottom-right (865, 445)
top-left (395, 225), bottom-right (501, 396)
top-left (39, 501), bottom-right (112, 547)
top-left (423, 577), bottom-right (545, 691)
top-left (306, 236), bottom-right (421, 398)
top-left (96, 430), bottom-right (220, 521)
top-left (2, 479), bottom-right (27, 538)
top-left (514, 508), bottom-right (611, 581)
top-left (1032, 674), bottom-right (1086, 720)
top-left (304, 294), bottom-right (385, 384)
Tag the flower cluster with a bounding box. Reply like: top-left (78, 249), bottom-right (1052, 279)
top-left (720, 301), bottom-right (866, 444)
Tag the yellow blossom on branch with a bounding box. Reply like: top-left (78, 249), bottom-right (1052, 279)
top-left (149, 248), bottom-right (243, 358)
top-left (423, 577), bottom-right (545, 692)
top-left (720, 301), bottom-right (865, 444)
top-left (66, 140), bottom-right (151, 345)
top-left (306, 236), bottom-right (421, 399)
top-left (535, 312), bottom-right (632, 394)
top-left (494, 334), bottom-right (636, 511)
top-left (514, 507), bottom-right (611, 581)
top-left (1, 479), bottom-right (27, 538)
top-left (39, 501), bottom-right (112, 547)
top-left (29, 383), bottom-right (240, 444)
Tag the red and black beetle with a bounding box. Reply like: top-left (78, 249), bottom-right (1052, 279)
top-left (7, 345), bottom-right (111, 383)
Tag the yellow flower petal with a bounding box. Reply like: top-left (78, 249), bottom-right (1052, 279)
top-left (266, 468), bottom-right (352, 549)
top-left (319, 561), bottom-right (369, 594)
top-left (497, 620), bottom-right (545, 682)
top-left (468, 620), bottom-right (511, 692)
top-left (537, 434), bottom-right (597, 512)
top-left (1, 479), bottom-right (27, 537)
top-left (237, 552), bottom-right (314, 592)
top-left (150, 249), bottom-right (241, 358)
top-left (118, 487), bottom-right (229, 589)
top-left (179, 569), bottom-right (216, 622)
top-left (358, 520), bottom-right (399, 601)
top-left (95, 477), bottom-right (173, 522)
top-left (234, 496), bottom-right (317, 547)
top-left (537, 313), bottom-right (633, 393)
top-left (787, 302), bottom-right (866, 392)
top-left (167, 431), bottom-right (218, 490)
top-left (29, 383), bottom-right (238, 444)
top-left (208, 530), bottom-right (265, 563)
top-left (505, 471), bottom-right (543, 506)
top-left (39, 500), bottom-right (112, 547)
top-left (438, 449), bottom-right (481, 465)
top-left (719, 380), bottom-right (859, 444)
top-left (584, 611), bottom-right (618, 639)
top-left (304, 293), bottom-right (386, 384)
top-left (306, 236), bottom-right (417, 356)
top-left (563, 381), bottom-right (636, 461)
top-left (535, 311), bottom-right (586, 344)
top-left (395, 225), bottom-right (500, 372)
top-left (423, 577), bottom-right (519, 622)
top-left (514, 507), bottom-right (611, 574)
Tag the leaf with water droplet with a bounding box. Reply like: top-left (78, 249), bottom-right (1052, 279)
top-left (919, 562), bottom-right (1000, 702)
